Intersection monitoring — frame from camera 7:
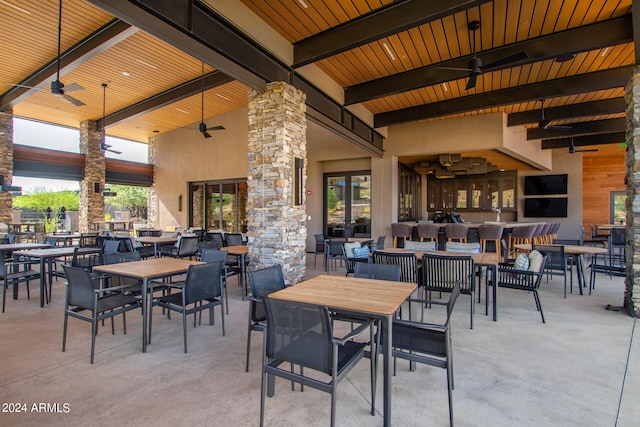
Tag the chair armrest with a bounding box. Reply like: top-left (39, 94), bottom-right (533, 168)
top-left (148, 281), bottom-right (184, 289)
top-left (394, 318), bottom-right (446, 332)
top-left (333, 320), bottom-right (374, 345)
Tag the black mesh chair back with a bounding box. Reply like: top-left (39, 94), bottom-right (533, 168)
top-left (4, 233), bottom-right (15, 244)
top-left (372, 251), bottom-right (418, 284)
top-left (609, 228), bottom-right (626, 267)
top-left (246, 264), bottom-right (286, 372)
top-left (43, 237), bottom-right (58, 247)
top-left (261, 297), bottom-right (373, 426)
top-left (103, 240), bottom-right (120, 254)
top-left (354, 263), bottom-right (401, 281)
top-left (207, 232), bottom-right (224, 248)
top-left (532, 244), bottom-right (572, 298)
top-left (150, 261), bottom-right (225, 353)
top-left (71, 247), bottom-right (98, 270)
top-left (102, 251), bottom-right (141, 265)
top-left (422, 253), bottom-right (475, 329)
top-left (375, 236), bottom-right (386, 250)
top-left (326, 238), bottom-right (347, 271)
top-left (314, 234), bottom-right (325, 268)
top-left (79, 233), bottom-right (99, 248)
top-left (62, 265), bottom-right (140, 363)
top-left (200, 248), bottom-right (229, 312)
top-left (137, 229), bottom-right (150, 237)
top-left (177, 236), bottom-right (199, 258)
top-left (1, 249), bottom-right (40, 313)
top-left (225, 232), bottom-right (244, 246)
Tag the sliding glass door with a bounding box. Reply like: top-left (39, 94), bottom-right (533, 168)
top-left (324, 171), bottom-right (371, 237)
top-left (189, 180), bottom-right (247, 232)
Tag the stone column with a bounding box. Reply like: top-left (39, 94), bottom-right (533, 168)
top-left (0, 109), bottom-right (13, 228)
top-left (147, 136), bottom-right (158, 228)
top-left (625, 66), bottom-right (640, 317)
top-left (79, 120), bottom-right (105, 232)
top-left (246, 82), bottom-right (307, 285)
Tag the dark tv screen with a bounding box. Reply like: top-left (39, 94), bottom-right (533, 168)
top-left (524, 174), bottom-right (568, 195)
top-left (524, 197), bottom-right (568, 218)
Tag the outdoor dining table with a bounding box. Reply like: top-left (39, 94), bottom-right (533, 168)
top-left (270, 274), bottom-right (415, 427)
top-left (380, 247), bottom-right (501, 320)
top-left (514, 243), bottom-right (608, 295)
top-left (48, 233), bottom-right (82, 246)
top-left (12, 246), bottom-right (103, 307)
top-left (92, 257), bottom-right (204, 353)
top-left (221, 245), bottom-right (249, 300)
top-left (135, 236), bottom-right (179, 257)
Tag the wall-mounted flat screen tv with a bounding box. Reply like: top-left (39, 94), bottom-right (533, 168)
top-left (524, 174), bottom-right (568, 195)
top-left (524, 197), bottom-right (568, 218)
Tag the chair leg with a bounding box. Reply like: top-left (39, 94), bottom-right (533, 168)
top-left (62, 312), bottom-right (68, 352)
top-left (90, 315), bottom-right (98, 364)
top-left (2, 282), bottom-right (6, 313)
top-left (246, 323), bottom-right (253, 372)
top-left (259, 366), bottom-right (267, 427)
top-left (533, 291), bottom-right (545, 323)
top-left (182, 307), bottom-right (188, 353)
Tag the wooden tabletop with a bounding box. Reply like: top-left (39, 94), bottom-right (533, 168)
top-left (596, 224), bottom-right (625, 230)
top-left (222, 245), bottom-right (249, 255)
top-left (514, 243), bottom-right (607, 255)
top-left (12, 246), bottom-right (102, 258)
top-left (347, 237), bottom-right (374, 243)
top-left (135, 236), bottom-right (178, 245)
top-left (0, 243), bottom-right (52, 252)
top-left (379, 248), bottom-right (499, 265)
top-left (92, 257), bottom-right (204, 279)
top-left (270, 274), bottom-right (416, 316)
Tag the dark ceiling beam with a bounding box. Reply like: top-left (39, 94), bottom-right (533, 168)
top-left (527, 118), bottom-right (625, 140)
top-left (346, 15), bottom-right (632, 105)
top-left (633, 1), bottom-right (640, 64)
top-left (97, 71), bottom-right (233, 129)
top-left (507, 98), bottom-right (626, 126)
top-left (374, 65), bottom-right (633, 127)
top-left (293, 0), bottom-right (491, 67)
top-left (0, 19), bottom-right (137, 111)
top-left (542, 132), bottom-right (626, 149)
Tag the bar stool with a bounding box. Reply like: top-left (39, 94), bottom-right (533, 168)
top-left (391, 223), bottom-right (413, 248)
top-left (417, 223), bottom-right (440, 242)
top-left (531, 223), bottom-right (547, 245)
top-left (478, 224), bottom-right (504, 260)
top-left (444, 223), bottom-right (469, 243)
top-left (507, 224), bottom-right (537, 260)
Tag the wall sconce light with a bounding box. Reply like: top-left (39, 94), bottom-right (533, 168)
top-left (0, 175), bottom-right (22, 194)
top-left (294, 157), bottom-right (303, 206)
top-left (94, 182), bottom-right (117, 197)
top-left (178, 194), bottom-right (183, 212)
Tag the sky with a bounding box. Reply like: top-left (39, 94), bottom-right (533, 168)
top-left (11, 117), bottom-right (148, 193)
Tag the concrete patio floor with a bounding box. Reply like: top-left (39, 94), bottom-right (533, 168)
top-left (0, 254), bottom-right (637, 426)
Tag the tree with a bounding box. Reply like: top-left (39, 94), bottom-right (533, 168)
top-left (106, 185), bottom-right (148, 219)
top-left (12, 189), bottom-right (79, 232)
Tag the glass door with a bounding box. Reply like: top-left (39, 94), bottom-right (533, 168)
top-left (324, 171), bottom-right (371, 237)
top-left (189, 180), bottom-right (247, 232)
top-left (610, 191), bottom-right (626, 225)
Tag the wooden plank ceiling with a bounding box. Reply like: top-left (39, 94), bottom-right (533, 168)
top-left (0, 0), bottom-right (635, 169)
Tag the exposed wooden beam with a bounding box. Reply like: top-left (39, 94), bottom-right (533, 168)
top-left (542, 132), bottom-right (626, 149)
top-left (0, 19), bottom-right (137, 111)
top-left (97, 71), bottom-right (234, 128)
top-left (374, 66), bottom-right (633, 127)
top-left (633, 1), bottom-right (640, 64)
top-left (293, 0), bottom-right (491, 67)
top-left (346, 16), bottom-right (632, 105)
top-left (507, 98), bottom-right (626, 126)
top-left (527, 118), bottom-right (625, 140)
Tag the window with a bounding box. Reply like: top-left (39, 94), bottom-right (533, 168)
top-left (189, 180), bottom-right (247, 232)
top-left (324, 171), bottom-right (371, 237)
top-left (399, 164), bottom-right (420, 221)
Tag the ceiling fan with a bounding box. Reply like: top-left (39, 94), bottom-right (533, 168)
top-left (198, 63), bottom-right (225, 138)
top-left (538, 99), bottom-right (571, 131)
top-left (5, 0), bottom-right (85, 106)
top-left (440, 21), bottom-right (527, 90)
top-left (99, 83), bottom-right (121, 155)
top-left (569, 137), bottom-right (598, 154)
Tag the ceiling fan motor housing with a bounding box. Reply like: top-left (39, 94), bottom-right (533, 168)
top-left (51, 80), bottom-right (64, 95)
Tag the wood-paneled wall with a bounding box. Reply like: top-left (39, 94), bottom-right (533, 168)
top-left (582, 150), bottom-right (625, 236)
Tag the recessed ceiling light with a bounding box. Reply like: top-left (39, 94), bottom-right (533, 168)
top-left (382, 42), bottom-right (396, 61)
top-left (600, 47), bottom-right (610, 57)
top-left (215, 93), bottom-right (230, 100)
top-left (297, 0), bottom-right (308, 8)
top-left (555, 54), bottom-right (574, 63)
top-left (122, 71), bottom-right (130, 76)
top-left (134, 58), bottom-right (158, 69)
top-left (175, 108), bottom-right (190, 114)
top-left (442, 82), bottom-right (448, 92)
top-left (0, 0), bottom-right (30, 15)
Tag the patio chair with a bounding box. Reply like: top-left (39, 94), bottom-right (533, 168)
top-left (206, 232), bottom-right (225, 248)
top-left (149, 261), bottom-right (225, 353)
top-left (377, 284), bottom-right (460, 427)
top-left (492, 250), bottom-right (548, 323)
top-left (354, 262), bottom-right (401, 281)
top-left (246, 264), bottom-right (287, 372)
top-left (1, 250), bottom-right (41, 313)
top-left (260, 297), bottom-right (376, 427)
top-left (421, 253), bottom-right (475, 329)
top-left (225, 232), bottom-right (244, 246)
top-left (61, 265), bottom-right (141, 363)
top-left (343, 241), bottom-right (369, 276)
top-left (313, 234), bottom-right (326, 268)
top-left (326, 238), bottom-right (347, 271)
top-left (159, 235), bottom-right (199, 259)
top-left (199, 248), bottom-right (230, 314)
top-left (532, 244), bottom-right (572, 298)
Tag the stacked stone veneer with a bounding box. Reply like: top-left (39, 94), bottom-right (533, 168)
top-left (79, 120), bottom-right (105, 232)
top-left (246, 82), bottom-right (307, 285)
top-left (0, 110), bottom-right (13, 227)
top-left (625, 68), bottom-right (640, 317)
top-left (147, 137), bottom-right (158, 228)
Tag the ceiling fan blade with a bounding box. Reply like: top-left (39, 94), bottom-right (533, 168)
top-left (465, 73), bottom-right (477, 90)
top-left (107, 148), bottom-right (122, 155)
top-left (63, 93), bottom-right (85, 106)
top-left (206, 125), bottom-right (225, 131)
top-left (481, 51), bottom-right (528, 71)
top-left (546, 124), bottom-right (572, 131)
top-left (201, 130), bottom-right (212, 138)
top-left (437, 66), bottom-right (473, 72)
top-left (62, 82), bottom-right (84, 92)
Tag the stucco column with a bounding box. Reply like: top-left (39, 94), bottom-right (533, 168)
top-left (625, 66), bottom-right (640, 317)
top-left (0, 109), bottom-right (13, 228)
top-left (79, 120), bottom-right (105, 232)
top-left (147, 136), bottom-right (158, 228)
top-left (246, 82), bottom-right (307, 285)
